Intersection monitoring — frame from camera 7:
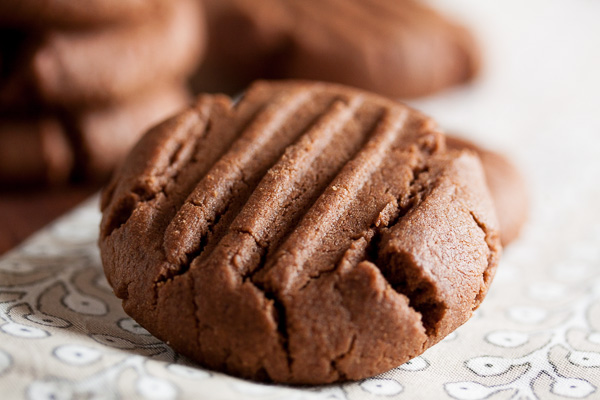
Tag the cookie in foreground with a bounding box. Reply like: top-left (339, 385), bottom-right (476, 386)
top-left (99, 80), bottom-right (501, 384)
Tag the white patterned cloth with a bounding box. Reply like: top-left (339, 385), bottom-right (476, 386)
top-left (2, 1), bottom-right (600, 399)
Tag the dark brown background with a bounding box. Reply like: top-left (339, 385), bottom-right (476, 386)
top-left (0, 184), bottom-right (100, 254)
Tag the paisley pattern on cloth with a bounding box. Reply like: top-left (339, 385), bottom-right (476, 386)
top-left (1, 189), bottom-right (600, 400)
top-left (2, 0), bottom-right (600, 398)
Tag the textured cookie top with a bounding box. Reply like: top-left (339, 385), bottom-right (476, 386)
top-left (99, 81), bottom-right (501, 384)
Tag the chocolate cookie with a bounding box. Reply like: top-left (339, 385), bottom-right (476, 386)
top-left (0, 85), bottom-right (188, 186)
top-left (26, 0), bottom-right (204, 107)
top-left (194, 0), bottom-right (479, 97)
top-left (0, 117), bottom-right (73, 186)
top-left (0, 0), bottom-right (168, 29)
top-left (99, 81), bottom-right (501, 384)
top-left (447, 136), bottom-right (528, 245)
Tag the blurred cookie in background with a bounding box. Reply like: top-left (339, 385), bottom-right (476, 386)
top-left (0, 0), bottom-right (206, 187)
top-left (0, 0), bottom-right (169, 29)
top-left (28, 0), bottom-right (204, 107)
top-left (193, 0), bottom-right (480, 98)
top-left (447, 136), bottom-right (529, 245)
top-left (0, 117), bottom-right (73, 186)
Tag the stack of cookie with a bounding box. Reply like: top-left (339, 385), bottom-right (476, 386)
top-left (0, 0), bottom-right (205, 186)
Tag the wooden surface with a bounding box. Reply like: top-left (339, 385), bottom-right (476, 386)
top-left (0, 184), bottom-right (100, 255)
